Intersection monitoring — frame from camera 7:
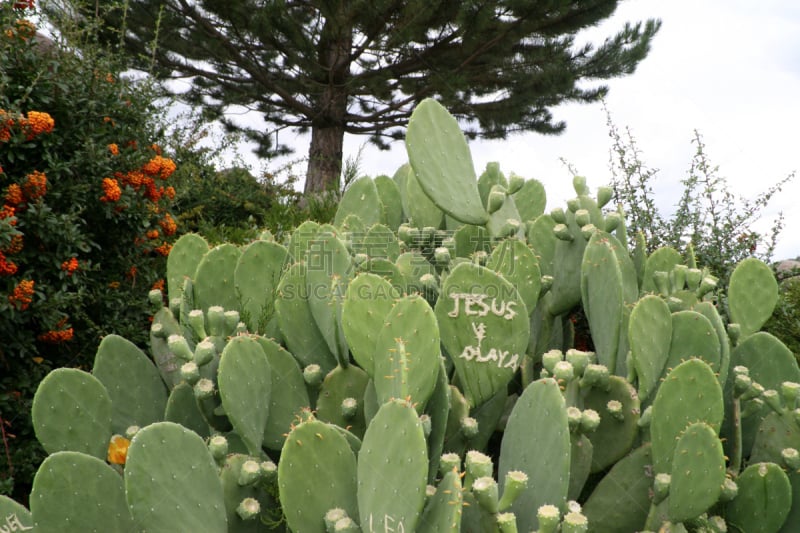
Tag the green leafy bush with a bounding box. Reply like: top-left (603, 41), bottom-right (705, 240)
top-left (0, 3), bottom-right (178, 500)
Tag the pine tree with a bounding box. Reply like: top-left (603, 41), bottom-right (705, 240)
top-left (57, 1), bottom-right (660, 195)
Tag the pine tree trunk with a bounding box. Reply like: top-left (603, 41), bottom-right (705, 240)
top-left (304, 117), bottom-right (345, 195)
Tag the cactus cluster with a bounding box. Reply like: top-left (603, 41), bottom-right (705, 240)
top-left (5, 98), bottom-right (800, 532)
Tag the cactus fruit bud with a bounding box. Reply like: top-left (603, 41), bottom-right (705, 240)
top-left (762, 389), bottom-right (783, 414)
top-left (581, 364), bottom-right (609, 390)
top-left (572, 176), bottom-right (588, 195)
top-left (496, 513), bottom-right (518, 533)
top-left (421, 226), bottom-right (436, 245)
top-left (500, 219), bottom-right (521, 239)
top-left (208, 435), bottom-right (228, 460)
top-left (550, 207), bottom-right (567, 224)
top-left (419, 414), bottom-right (432, 438)
top-left (567, 407), bottom-right (582, 432)
top-left (148, 289), bottom-right (163, 308)
top-left (781, 381), bottom-right (800, 409)
top-left (397, 224), bottom-right (413, 245)
top-left (553, 360), bottom-right (575, 382)
top-left (224, 310), bottom-right (241, 334)
top-left (697, 275), bottom-right (718, 299)
top-left (333, 517), bottom-right (360, 533)
top-left (194, 378), bottom-right (214, 400)
top-left (603, 212), bottom-right (621, 233)
top-left (235, 320), bottom-right (247, 335)
top-left (180, 361), bottom-right (200, 385)
top-left (653, 473), bottom-right (670, 504)
top-left (537, 504), bottom-right (561, 533)
top-left (672, 264), bottom-right (688, 292)
top-left (653, 271), bottom-right (670, 297)
top-left (727, 323), bottom-right (741, 346)
top-left (420, 273), bottom-right (439, 296)
top-left (566, 198), bottom-right (580, 213)
top-left (488, 189), bottom-right (506, 214)
top-left (303, 364), bottom-right (323, 387)
top-left (707, 516), bottom-right (727, 532)
top-left (425, 484), bottom-right (436, 499)
top-left (566, 500), bottom-right (582, 514)
top-left (553, 223), bottom-right (574, 242)
top-left (341, 397), bottom-right (358, 420)
top-left (719, 477), bottom-right (738, 502)
top-left (188, 309), bottom-right (207, 338)
top-left (439, 452), bottom-right (461, 475)
top-left (565, 349), bottom-right (591, 376)
top-left (169, 297), bottom-right (181, 316)
top-left (562, 511), bottom-right (589, 533)
top-left (193, 339), bottom-right (216, 366)
top-left (580, 409), bottom-right (601, 434)
top-left (575, 209), bottom-right (590, 228)
top-left (540, 275), bottom-right (554, 294)
top-left (472, 476), bottom-right (499, 514)
top-left (733, 365), bottom-right (749, 377)
top-left (741, 397), bottom-right (765, 418)
top-left (238, 459), bottom-right (261, 486)
top-left (168, 334), bottom-right (194, 361)
top-left (580, 223), bottom-right (597, 240)
top-left (497, 470), bottom-right (528, 512)
top-left (542, 349), bottom-right (564, 374)
top-left (733, 374), bottom-right (752, 398)
top-left (782, 448), bottom-right (800, 470)
top-left (236, 498), bottom-right (260, 521)
top-left (666, 297), bottom-right (684, 313)
top-left (324, 508), bottom-right (348, 530)
top-left (151, 322), bottom-right (167, 339)
top-left (507, 173), bottom-right (525, 195)
top-left (206, 306), bottom-right (225, 336)
top-left (685, 268), bottom-right (703, 290)
top-left (461, 417), bottom-right (479, 439)
top-left (434, 246), bottom-right (451, 266)
top-left (260, 460), bottom-right (277, 483)
top-left (596, 186), bottom-right (613, 208)
top-left (465, 450), bottom-right (493, 489)
top-left (741, 382), bottom-right (765, 402)
top-left (606, 400), bottom-right (625, 422)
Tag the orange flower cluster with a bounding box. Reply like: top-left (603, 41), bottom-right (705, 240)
top-left (61, 257), bottom-right (79, 275)
top-left (107, 434), bottom-right (130, 465)
top-left (108, 143), bottom-right (119, 155)
top-left (158, 213), bottom-right (177, 236)
top-left (142, 155), bottom-right (177, 180)
top-left (0, 251), bottom-right (18, 276)
top-left (8, 279), bottom-right (34, 310)
top-left (100, 178), bottom-right (122, 202)
top-left (3, 235), bottom-right (23, 255)
top-left (154, 242), bottom-right (172, 256)
top-left (22, 170), bottom-right (47, 201)
top-left (23, 111), bottom-right (55, 140)
top-left (145, 229), bottom-right (159, 240)
top-left (5, 184), bottom-right (22, 206)
top-left (0, 110), bottom-right (14, 142)
top-left (38, 327), bottom-right (74, 343)
top-left (151, 279), bottom-right (165, 292)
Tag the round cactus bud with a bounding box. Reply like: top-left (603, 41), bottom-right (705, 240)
top-left (719, 477), bottom-right (738, 502)
top-left (193, 339), bottom-right (216, 366)
top-left (439, 452), bottom-right (461, 475)
top-left (125, 425), bottom-right (141, 439)
top-left (487, 189), bottom-right (506, 214)
top-left (496, 512), bottom-right (518, 533)
top-left (236, 497), bottom-right (261, 521)
top-left (168, 334), bottom-right (194, 361)
top-left (762, 389), bottom-right (783, 414)
top-left (733, 365), bottom-right (749, 377)
top-left (733, 373), bottom-right (753, 398)
top-left (540, 274), bottom-right (554, 294)
top-left (151, 322), bottom-right (167, 339)
top-left (553, 223), bottom-right (574, 242)
top-left (425, 484), bottom-right (437, 499)
top-left (434, 246), bottom-right (451, 266)
top-left (499, 219), bottom-right (521, 239)
top-left (187, 309), bottom-right (207, 338)
top-left (180, 361), bottom-right (201, 385)
top-left (562, 511), bottom-right (589, 533)
top-left (507, 173), bottom-right (525, 195)
top-left (581, 364), bottom-right (609, 390)
top-left (671, 264), bottom-right (689, 291)
top-left (566, 197), bottom-right (580, 213)
top-left (653, 473), bottom-right (671, 504)
top-left (603, 212), bottom-right (621, 233)
top-left (565, 349), bottom-right (592, 376)
top-left (472, 250), bottom-right (488, 266)
top-left (148, 289), bottom-right (163, 308)
top-left (352, 252), bottom-right (369, 268)
top-left (169, 297), bottom-right (181, 316)
top-left (333, 517), bottom-right (359, 533)
top-left (741, 381), bottom-right (765, 402)
top-left (727, 323), bottom-right (741, 345)
top-left (340, 397), bottom-right (358, 420)
top-left (567, 406), bottom-right (582, 432)
top-left (193, 378), bottom-right (215, 400)
top-left (324, 508), bottom-right (348, 530)
top-left (461, 417), bottom-right (479, 440)
top-left (420, 273), bottom-right (439, 293)
top-left (498, 470), bottom-right (528, 512)
top-left (224, 310), bottom-right (241, 334)
top-left (685, 267), bottom-right (703, 290)
top-left (596, 186), bottom-right (613, 208)
top-left (580, 409), bottom-right (601, 434)
top-left (541, 349), bottom-right (564, 374)
top-left (707, 516), bottom-right (727, 532)
top-left (238, 459), bottom-right (262, 486)
top-left (606, 400), bottom-right (625, 422)
top-left (260, 460), bottom-right (277, 483)
top-left (574, 209), bottom-right (590, 228)
top-left (537, 504), bottom-right (561, 533)
top-left (566, 500), bottom-right (582, 514)
top-left (782, 448), bottom-right (800, 470)
top-left (781, 381), bottom-right (800, 408)
top-left (208, 435), bottom-right (228, 460)
top-left (465, 450), bottom-right (493, 485)
top-left (741, 397), bottom-right (765, 418)
top-left (572, 175), bottom-right (588, 195)
top-left (303, 364), bottom-right (323, 387)
top-left (419, 414), bottom-right (432, 438)
top-left (550, 207), bottom-right (567, 224)
top-left (421, 226), bottom-right (436, 245)
top-left (666, 296), bottom-right (685, 313)
top-left (203, 306), bottom-right (223, 336)
top-left (553, 360), bottom-right (575, 382)
top-left (652, 271), bottom-right (670, 297)
top-left (472, 476), bottom-right (499, 514)
top-left (397, 224), bottom-right (413, 244)
top-left (580, 223), bottom-right (597, 240)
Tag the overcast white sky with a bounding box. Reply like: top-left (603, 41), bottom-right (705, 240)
top-left (240, 0), bottom-right (800, 260)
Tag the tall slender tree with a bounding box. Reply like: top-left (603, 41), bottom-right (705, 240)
top-left (56, 1), bottom-right (660, 195)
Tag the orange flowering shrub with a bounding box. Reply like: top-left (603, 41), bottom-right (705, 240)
top-left (8, 278), bottom-right (33, 310)
top-left (100, 177), bottom-right (122, 202)
top-left (60, 257), bottom-right (78, 275)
